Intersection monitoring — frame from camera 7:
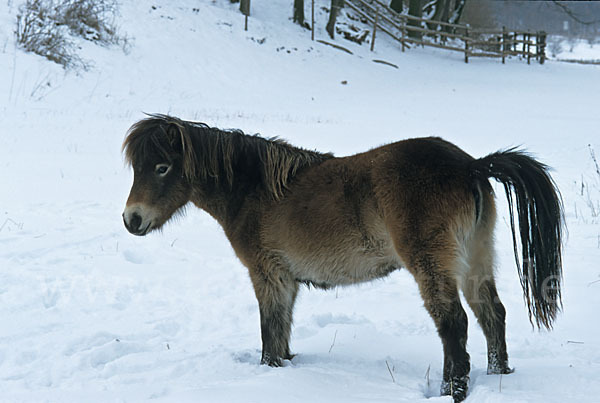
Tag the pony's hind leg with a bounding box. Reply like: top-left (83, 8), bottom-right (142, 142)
top-left (462, 243), bottom-right (513, 375)
top-left (401, 247), bottom-right (471, 402)
top-left (460, 194), bottom-right (512, 375)
top-left (249, 262), bottom-right (298, 367)
top-left (464, 279), bottom-right (512, 374)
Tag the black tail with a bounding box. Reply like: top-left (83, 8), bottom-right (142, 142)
top-left (472, 149), bottom-right (564, 329)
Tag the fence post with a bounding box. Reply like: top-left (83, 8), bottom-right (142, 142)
top-left (401, 15), bottom-right (406, 52)
top-left (371, 6), bottom-right (379, 52)
top-left (501, 26), bottom-right (506, 64)
top-left (527, 32), bottom-right (531, 64)
top-left (311, 0), bottom-right (315, 41)
top-left (464, 26), bottom-right (469, 63)
top-left (538, 31), bottom-right (546, 64)
top-left (535, 31), bottom-right (539, 63)
top-left (240, 0), bottom-right (250, 31)
top-left (524, 32), bottom-right (529, 64)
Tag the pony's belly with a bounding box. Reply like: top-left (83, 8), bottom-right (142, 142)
top-left (284, 248), bottom-right (402, 288)
top-left (265, 200), bottom-right (403, 287)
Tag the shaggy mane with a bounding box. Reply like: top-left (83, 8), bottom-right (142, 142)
top-left (123, 114), bottom-right (333, 199)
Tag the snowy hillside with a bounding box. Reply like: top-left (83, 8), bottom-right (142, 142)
top-left (1, 1), bottom-right (599, 402)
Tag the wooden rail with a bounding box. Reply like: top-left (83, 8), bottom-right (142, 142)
top-left (349, 0), bottom-right (547, 64)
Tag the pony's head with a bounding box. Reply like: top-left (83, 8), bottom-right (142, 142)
top-left (122, 115), bottom-right (196, 236)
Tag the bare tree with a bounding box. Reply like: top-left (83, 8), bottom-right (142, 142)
top-left (294, 0), bottom-right (310, 28)
top-left (407, 0), bottom-right (422, 38)
top-left (391, 0), bottom-right (467, 27)
top-left (390, 0), bottom-right (403, 13)
top-left (326, 0), bottom-right (344, 38)
top-left (426, 0), bottom-right (467, 31)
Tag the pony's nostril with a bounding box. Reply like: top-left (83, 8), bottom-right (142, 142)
top-left (130, 212), bottom-right (142, 231)
top-left (123, 207), bottom-right (152, 235)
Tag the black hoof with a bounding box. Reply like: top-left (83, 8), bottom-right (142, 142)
top-left (441, 376), bottom-right (469, 402)
top-left (487, 350), bottom-right (512, 375)
top-left (487, 364), bottom-right (514, 375)
top-left (260, 352), bottom-right (283, 367)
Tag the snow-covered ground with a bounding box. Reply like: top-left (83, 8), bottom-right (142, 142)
top-left (550, 35), bottom-right (600, 63)
top-left (1, 1), bottom-right (599, 402)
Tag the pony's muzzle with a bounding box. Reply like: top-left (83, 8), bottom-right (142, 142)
top-left (123, 206), bottom-right (152, 236)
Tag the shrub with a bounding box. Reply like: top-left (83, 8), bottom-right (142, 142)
top-left (16, 0), bottom-right (83, 69)
top-left (15, 0), bottom-right (126, 69)
top-left (60, 0), bottom-right (123, 45)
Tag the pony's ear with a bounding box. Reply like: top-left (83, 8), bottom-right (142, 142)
top-left (165, 121), bottom-right (197, 181)
top-left (166, 125), bottom-right (181, 147)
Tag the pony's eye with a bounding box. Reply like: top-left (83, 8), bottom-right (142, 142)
top-left (155, 164), bottom-right (171, 176)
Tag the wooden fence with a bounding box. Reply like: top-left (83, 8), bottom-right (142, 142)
top-left (345, 0), bottom-right (547, 64)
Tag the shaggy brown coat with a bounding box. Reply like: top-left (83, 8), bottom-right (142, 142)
top-left (122, 115), bottom-right (563, 402)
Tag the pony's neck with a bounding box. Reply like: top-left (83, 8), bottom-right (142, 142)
top-left (185, 124), bottom-right (331, 227)
top-left (186, 127), bottom-right (244, 226)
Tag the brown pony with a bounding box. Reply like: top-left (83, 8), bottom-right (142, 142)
top-left (122, 114), bottom-right (563, 402)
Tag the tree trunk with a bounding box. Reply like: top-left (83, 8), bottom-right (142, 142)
top-left (426, 0), bottom-right (444, 31)
top-left (449, 0), bottom-right (467, 24)
top-left (326, 0), bottom-right (344, 38)
top-left (407, 0), bottom-right (422, 39)
top-left (390, 0), bottom-right (403, 13)
top-left (431, 0), bottom-right (451, 32)
top-left (240, 0), bottom-right (250, 16)
top-left (294, 0), bottom-right (307, 27)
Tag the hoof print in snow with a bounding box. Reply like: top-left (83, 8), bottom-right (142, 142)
top-left (249, 37), bottom-right (266, 45)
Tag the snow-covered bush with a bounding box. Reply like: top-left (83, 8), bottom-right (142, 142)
top-left (15, 0), bottom-right (126, 69)
top-left (15, 0), bottom-right (82, 68)
top-left (60, 0), bottom-right (123, 45)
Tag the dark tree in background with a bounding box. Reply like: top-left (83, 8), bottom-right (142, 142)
top-left (407, 0), bottom-right (422, 38)
top-left (231, 0), bottom-right (472, 40)
top-left (430, 0), bottom-right (451, 24)
top-left (239, 0), bottom-right (250, 16)
top-left (425, 0), bottom-right (467, 31)
top-left (390, 0), bottom-right (403, 14)
top-left (391, 0), bottom-right (468, 32)
top-left (325, 0), bottom-right (469, 41)
top-left (326, 0), bottom-right (345, 38)
top-left (294, 0), bottom-right (310, 28)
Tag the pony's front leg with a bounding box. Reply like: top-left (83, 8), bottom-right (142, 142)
top-left (249, 266), bottom-right (299, 367)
